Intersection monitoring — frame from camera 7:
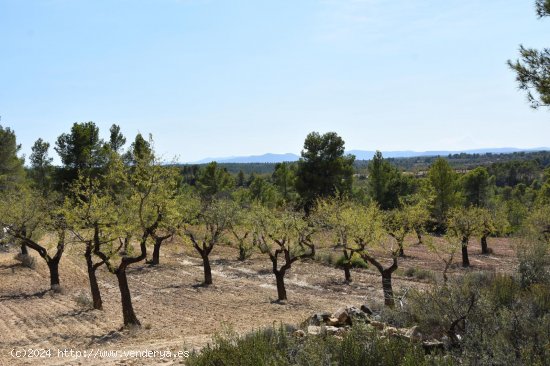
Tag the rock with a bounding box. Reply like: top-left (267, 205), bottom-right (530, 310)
top-left (346, 306), bottom-right (369, 323)
top-left (293, 330), bottom-right (306, 338)
top-left (327, 317), bottom-right (340, 326)
top-left (403, 326), bottom-right (423, 342)
top-left (310, 312), bottom-right (331, 326)
top-left (383, 326), bottom-right (399, 336)
top-left (307, 326), bottom-right (321, 335)
top-left (332, 307), bottom-right (351, 326)
top-left (360, 304), bottom-right (373, 315)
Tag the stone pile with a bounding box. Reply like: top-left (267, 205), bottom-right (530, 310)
top-left (297, 305), bottom-right (444, 352)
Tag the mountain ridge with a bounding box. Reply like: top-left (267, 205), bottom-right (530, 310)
top-left (188, 147), bottom-right (550, 164)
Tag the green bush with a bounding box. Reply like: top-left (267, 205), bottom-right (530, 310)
top-left (402, 267), bottom-right (435, 282)
top-left (517, 239), bottom-right (550, 288)
top-left (335, 253), bottom-right (368, 269)
top-left (187, 323), bottom-right (451, 366)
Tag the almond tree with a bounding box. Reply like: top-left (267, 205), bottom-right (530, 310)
top-left (180, 195), bottom-right (236, 285)
top-left (251, 204), bottom-right (315, 301)
top-left (447, 207), bottom-right (484, 267)
top-left (136, 163), bottom-right (181, 267)
top-left (0, 186), bottom-right (66, 290)
top-left (347, 203), bottom-right (397, 306)
top-left (383, 209), bottom-right (410, 257)
top-left (229, 207), bottom-right (255, 261)
top-left (314, 197), bottom-right (359, 283)
top-left (83, 150), bottom-right (165, 327)
top-left (478, 205), bottom-right (509, 255)
top-left (64, 174), bottom-right (123, 310)
top-left (402, 196), bottom-right (431, 244)
top-left (426, 235), bottom-right (461, 284)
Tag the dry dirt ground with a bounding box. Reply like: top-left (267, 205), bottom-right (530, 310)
top-left (0, 236), bottom-right (518, 365)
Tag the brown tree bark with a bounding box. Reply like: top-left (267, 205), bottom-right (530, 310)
top-left (149, 234), bottom-right (172, 266)
top-left (275, 271), bottom-right (287, 301)
top-left (188, 234), bottom-right (215, 286)
top-left (342, 249), bottom-right (352, 283)
top-left (381, 270), bottom-right (395, 307)
top-left (85, 243), bottom-right (103, 310)
top-left (116, 268), bottom-right (140, 326)
top-left (47, 258), bottom-right (61, 288)
top-left (461, 237), bottom-right (470, 267)
top-left (14, 229), bottom-right (66, 290)
top-left (201, 252), bottom-right (213, 285)
top-left (361, 253), bottom-right (398, 307)
top-left (481, 235), bottom-right (489, 255)
top-left (266, 239), bottom-right (315, 301)
top-left (95, 228), bottom-right (152, 327)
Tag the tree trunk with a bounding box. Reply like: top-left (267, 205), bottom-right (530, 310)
top-left (238, 244), bottom-right (247, 261)
top-left (343, 250), bottom-right (352, 283)
top-left (382, 271), bottom-right (395, 307)
top-left (151, 240), bottom-right (161, 266)
top-left (343, 265), bottom-right (352, 283)
top-left (85, 249), bottom-right (102, 310)
top-left (47, 259), bottom-right (61, 289)
top-left (398, 244), bottom-right (405, 257)
top-left (202, 253), bottom-right (212, 285)
top-left (116, 269), bottom-right (141, 327)
top-left (21, 243), bottom-right (28, 255)
top-left (461, 240), bottom-right (470, 268)
top-left (275, 272), bottom-right (287, 301)
top-left (481, 235), bottom-right (489, 255)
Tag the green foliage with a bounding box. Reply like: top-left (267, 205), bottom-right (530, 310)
top-left (108, 124), bottom-right (126, 153)
top-left (405, 271), bottom-right (550, 365)
top-left (508, 46), bottom-right (550, 109)
top-left (367, 151), bottom-right (412, 210)
top-left (460, 167), bottom-right (492, 207)
top-left (295, 132), bottom-right (355, 211)
top-left (447, 207), bottom-right (484, 244)
top-left (402, 267), bottom-right (435, 281)
top-left (428, 158), bottom-right (459, 230)
top-left (55, 121), bottom-right (104, 171)
top-left (516, 238), bottom-right (550, 288)
top-left (272, 162), bottom-right (297, 203)
top-left (537, 0), bottom-right (550, 16)
top-left (0, 124), bottom-right (25, 191)
top-left (508, 0), bottom-right (549, 109)
top-left (187, 324), bottom-right (450, 366)
top-left (335, 252), bottom-right (369, 269)
top-left (248, 176), bottom-right (281, 207)
top-left (126, 133), bottom-right (152, 165)
top-left (196, 162), bottom-right (234, 199)
top-left (29, 138), bottom-right (53, 193)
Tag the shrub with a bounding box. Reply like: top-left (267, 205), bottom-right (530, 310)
top-left (403, 267), bottom-right (435, 282)
top-left (187, 323), bottom-right (451, 366)
top-left (335, 253), bottom-right (368, 269)
top-left (73, 291), bottom-right (93, 308)
top-left (14, 253), bottom-right (36, 269)
top-left (488, 274), bottom-right (520, 309)
top-left (517, 239), bottom-right (550, 288)
top-left (314, 252), bottom-right (333, 266)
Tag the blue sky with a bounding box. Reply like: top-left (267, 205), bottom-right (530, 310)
top-left (1, 0), bottom-right (549, 163)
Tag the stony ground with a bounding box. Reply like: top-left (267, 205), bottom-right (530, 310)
top-left (0, 236), bottom-right (517, 365)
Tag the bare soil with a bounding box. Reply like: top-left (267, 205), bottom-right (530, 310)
top-left (0, 236), bottom-right (517, 365)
